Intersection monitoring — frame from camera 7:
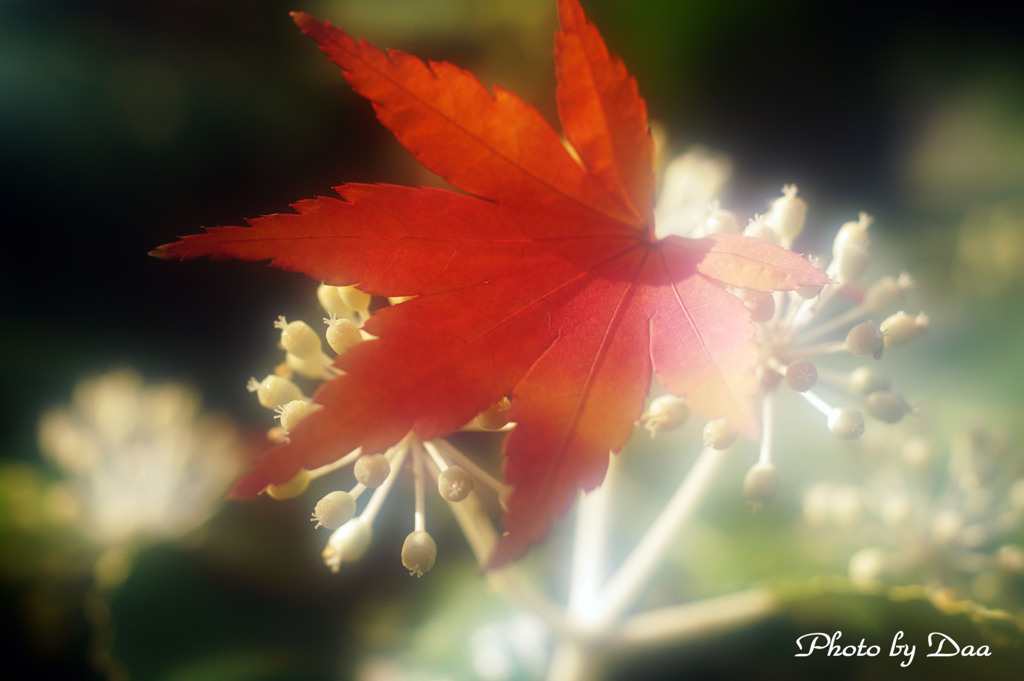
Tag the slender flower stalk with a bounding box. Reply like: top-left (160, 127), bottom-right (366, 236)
top-left (593, 445), bottom-right (731, 625)
top-left (616, 589), bottom-right (778, 649)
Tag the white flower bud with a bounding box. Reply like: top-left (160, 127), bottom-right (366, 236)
top-left (311, 491), bottom-right (356, 530)
top-left (865, 391), bottom-right (913, 424)
top-left (275, 399), bottom-right (322, 433)
top-left (641, 395), bottom-right (691, 434)
top-left (862, 277), bottom-right (900, 312)
top-left (795, 283), bottom-right (823, 299)
top-left (275, 316), bottom-right (322, 358)
top-left (835, 243), bottom-right (870, 284)
top-left (785, 359), bottom-right (818, 392)
top-left (317, 283), bottom-right (348, 316)
top-left (337, 285), bottom-right (372, 318)
top-left (247, 374), bottom-right (303, 410)
top-left (703, 418), bottom-right (737, 450)
top-left (475, 396), bottom-right (512, 430)
top-left (354, 453), bottom-right (390, 487)
top-left (438, 466), bottom-right (474, 502)
top-left (832, 212), bottom-right (872, 260)
top-left (323, 518), bottom-right (372, 572)
top-left (266, 469), bottom-right (311, 500)
top-left (768, 184), bottom-right (807, 241)
top-left (704, 208), bottom-right (739, 235)
top-left (828, 408), bottom-right (864, 439)
top-left (324, 315), bottom-right (363, 355)
top-left (742, 290), bottom-right (775, 323)
top-left (845, 321), bottom-right (884, 358)
top-left (401, 530), bottom-right (437, 577)
top-left (847, 366), bottom-right (890, 395)
top-left (285, 351), bottom-right (335, 380)
top-left (742, 216), bottom-right (778, 244)
top-left (743, 462), bottom-right (778, 506)
top-left (862, 272), bottom-right (913, 312)
top-left (317, 283), bottom-right (371, 319)
top-left (880, 311), bottom-right (928, 347)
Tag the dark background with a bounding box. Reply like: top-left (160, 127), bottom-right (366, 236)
top-left (3, 1), bottom-right (1023, 679)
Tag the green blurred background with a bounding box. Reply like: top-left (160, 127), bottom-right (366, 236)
top-left (2, 0), bottom-right (1023, 679)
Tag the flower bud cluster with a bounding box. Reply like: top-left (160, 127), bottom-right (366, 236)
top-left (753, 190), bottom-right (923, 439)
top-left (802, 423), bottom-right (1024, 607)
top-left (245, 284), bottom-right (510, 576)
top-left (645, 168), bottom-right (927, 511)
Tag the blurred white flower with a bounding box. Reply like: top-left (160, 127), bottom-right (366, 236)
top-left (37, 369), bottom-right (242, 547)
top-left (803, 424), bottom-right (1024, 606)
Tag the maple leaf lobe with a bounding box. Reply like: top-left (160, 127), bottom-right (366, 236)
top-left (290, 9), bottom-right (639, 228)
top-left (554, 0), bottom-right (655, 232)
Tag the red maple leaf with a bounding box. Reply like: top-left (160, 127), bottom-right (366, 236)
top-left (153, 0), bottom-right (830, 565)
